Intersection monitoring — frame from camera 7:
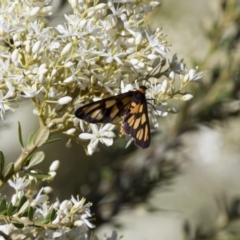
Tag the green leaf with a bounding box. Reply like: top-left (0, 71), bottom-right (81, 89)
top-left (50, 208), bottom-right (57, 221)
top-left (18, 122), bottom-right (24, 148)
top-left (33, 126), bottom-right (50, 147)
top-left (42, 214), bottom-right (50, 224)
top-left (4, 163), bottom-right (14, 180)
top-left (26, 172), bottom-right (50, 179)
top-left (27, 131), bottom-right (37, 146)
top-left (0, 151), bottom-right (4, 180)
top-left (12, 221), bottom-right (24, 229)
top-left (43, 138), bottom-right (62, 145)
top-left (0, 198), bottom-right (7, 213)
top-left (7, 202), bottom-right (13, 217)
top-left (0, 151), bottom-right (5, 171)
top-left (28, 206), bottom-right (34, 221)
top-left (18, 200), bottom-right (29, 215)
top-left (18, 195), bottom-right (27, 210)
top-left (42, 208), bottom-right (56, 224)
top-left (26, 151), bottom-right (45, 170)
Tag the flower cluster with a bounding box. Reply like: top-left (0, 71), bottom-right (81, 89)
top-left (0, 124), bottom-right (121, 239)
top-left (0, 162), bottom-right (97, 239)
top-left (0, 0), bottom-right (204, 238)
top-left (0, 0), bottom-right (203, 155)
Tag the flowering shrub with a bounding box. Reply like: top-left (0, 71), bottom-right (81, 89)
top-left (0, 0), bottom-right (203, 239)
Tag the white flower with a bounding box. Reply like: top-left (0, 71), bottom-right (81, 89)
top-left (59, 200), bottom-right (72, 215)
top-left (4, 81), bottom-right (15, 99)
top-left (11, 192), bottom-right (24, 206)
top-left (150, 80), bottom-right (168, 98)
top-left (188, 68), bottom-right (204, 81)
top-left (146, 30), bottom-right (169, 55)
top-left (0, 224), bottom-right (15, 238)
top-left (48, 86), bottom-right (66, 99)
top-left (71, 196), bottom-right (85, 210)
top-left (0, 90), bottom-right (14, 120)
top-left (181, 68), bottom-right (204, 83)
top-left (121, 81), bottom-right (134, 93)
top-left (78, 212), bottom-right (95, 228)
top-left (71, 196), bottom-right (95, 228)
top-left (29, 21), bottom-right (50, 38)
top-left (31, 188), bottom-right (49, 207)
top-left (21, 83), bottom-right (42, 98)
top-left (8, 177), bottom-right (30, 191)
top-left (36, 202), bottom-right (51, 218)
top-left (79, 124), bottom-right (115, 155)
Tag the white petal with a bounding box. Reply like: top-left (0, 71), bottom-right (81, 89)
top-left (100, 137), bottom-right (113, 146)
top-left (79, 133), bottom-right (94, 140)
top-left (90, 124), bottom-right (99, 134)
top-left (183, 73), bottom-right (189, 83)
top-left (169, 71), bottom-right (175, 79)
top-left (8, 180), bottom-right (15, 188)
top-left (100, 123), bottom-right (115, 132)
top-left (188, 69), bottom-right (196, 79)
top-left (82, 217), bottom-right (96, 228)
top-left (102, 131), bottom-right (116, 138)
top-left (88, 139), bottom-right (99, 155)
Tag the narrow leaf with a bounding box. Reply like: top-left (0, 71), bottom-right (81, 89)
top-left (0, 151), bottom-right (5, 171)
top-left (50, 208), bottom-right (57, 221)
top-left (42, 214), bottom-right (50, 224)
top-left (26, 172), bottom-right (50, 179)
top-left (43, 138), bottom-right (62, 145)
top-left (12, 221), bottom-right (24, 229)
top-left (42, 208), bottom-right (56, 224)
top-left (26, 151), bottom-right (45, 169)
top-left (4, 163), bottom-right (14, 180)
top-left (18, 200), bottom-right (29, 215)
top-left (33, 126), bottom-right (50, 147)
top-left (7, 202), bottom-right (13, 217)
top-left (18, 122), bottom-right (24, 148)
top-left (27, 131), bottom-right (37, 146)
top-left (28, 206), bottom-right (34, 221)
top-left (18, 195), bottom-right (27, 210)
top-left (0, 198), bottom-right (6, 213)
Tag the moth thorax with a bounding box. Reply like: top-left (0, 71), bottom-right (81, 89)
top-left (138, 86), bottom-right (147, 94)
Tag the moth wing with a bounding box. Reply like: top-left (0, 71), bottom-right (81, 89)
top-left (75, 92), bottom-right (132, 123)
top-left (123, 100), bottom-right (151, 149)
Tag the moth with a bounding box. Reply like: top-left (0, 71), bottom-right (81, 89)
top-left (75, 86), bottom-right (151, 148)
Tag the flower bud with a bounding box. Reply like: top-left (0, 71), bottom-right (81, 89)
top-left (32, 40), bottom-right (41, 54)
top-left (49, 160), bottom-right (60, 172)
top-left (61, 43), bottom-right (72, 56)
top-left (58, 96), bottom-right (72, 105)
top-left (181, 94), bottom-right (193, 101)
top-left (30, 7), bottom-right (40, 16)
